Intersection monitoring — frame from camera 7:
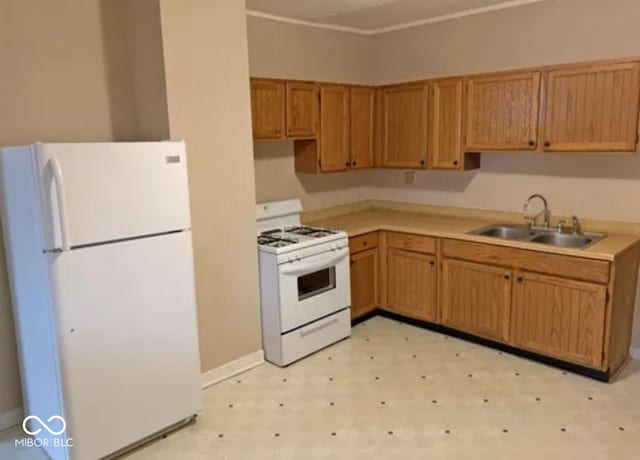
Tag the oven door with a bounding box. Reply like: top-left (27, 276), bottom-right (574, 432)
top-left (278, 247), bottom-right (350, 332)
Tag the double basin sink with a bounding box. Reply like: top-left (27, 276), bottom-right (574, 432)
top-left (468, 224), bottom-right (606, 249)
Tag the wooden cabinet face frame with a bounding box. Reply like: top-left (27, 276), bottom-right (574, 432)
top-left (465, 71), bottom-right (541, 151)
top-left (319, 85), bottom-right (350, 172)
top-left (430, 78), bottom-right (465, 169)
top-left (286, 82), bottom-right (319, 137)
top-left (350, 87), bottom-right (376, 169)
top-left (441, 258), bottom-right (512, 342)
top-left (250, 79), bottom-right (285, 139)
top-left (381, 83), bottom-right (430, 168)
top-left (541, 61), bottom-right (640, 152)
top-left (510, 271), bottom-right (607, 369)
top-left (350, 247), bottom-right (379, 318)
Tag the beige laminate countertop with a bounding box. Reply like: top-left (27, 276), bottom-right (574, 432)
top-left (306, 208), bottom-right (640, 261)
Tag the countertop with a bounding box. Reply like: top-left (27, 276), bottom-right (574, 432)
top-left (306, 206), bottom-right (640, 261)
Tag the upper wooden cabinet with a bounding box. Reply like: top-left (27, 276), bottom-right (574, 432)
top-left (511, 271), bottom-right (607, 368)
top-left (250, 79), bottom-right (285, 139)
top-left (430, 78), bottom-right (463, 169)
top-left (349, 87), bottom-right (375, 169)
top-left (286, 82), bottom-right (318, 137)
top-left (381, 83), bottom-right (429, 168)
top-left (542, 61), bottom-right (640, 152)
top-left (466, 71), bottom-right (541, 151)
top-left (441, 258), bottom-right (512, 343)
top-left (319, 85), bottom-right (350, 172)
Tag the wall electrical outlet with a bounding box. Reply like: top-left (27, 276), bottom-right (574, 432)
top-left (404, 171), bottom-right (416, 184)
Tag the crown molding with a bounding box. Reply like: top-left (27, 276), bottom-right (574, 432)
top-left (247, 0), bottom-right (545, 36)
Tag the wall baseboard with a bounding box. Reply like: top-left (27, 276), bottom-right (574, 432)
top-left (631, 348), bottom-right (640, 360)
top-left (201, 350), bottom-right (265, 389)
top-left (0, 407), bottom-right (23, 432)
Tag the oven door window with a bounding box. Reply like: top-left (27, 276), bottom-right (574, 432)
top-left (297, 267), bottom-right (336, 301)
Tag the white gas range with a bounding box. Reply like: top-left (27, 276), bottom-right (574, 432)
top-left (256, 199), bottom-right (351, 366)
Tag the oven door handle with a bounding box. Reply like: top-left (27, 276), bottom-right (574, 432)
top-left (280, 249), bottom-right (348, 276)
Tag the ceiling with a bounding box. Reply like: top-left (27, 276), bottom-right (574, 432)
top-left (245, 0), bottom-right (545, 34)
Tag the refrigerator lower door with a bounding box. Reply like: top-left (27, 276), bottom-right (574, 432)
top-left (48, 231), bottom-right (201, 460)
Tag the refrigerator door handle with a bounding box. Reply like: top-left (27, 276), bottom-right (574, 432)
top-left (50, 158), bottom-right (71, 251)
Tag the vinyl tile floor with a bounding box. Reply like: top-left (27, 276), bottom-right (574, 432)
top-left (2, 316), bottom-right (640, 460)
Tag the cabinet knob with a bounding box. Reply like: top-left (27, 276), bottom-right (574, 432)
top-left (453, 160), bottom-right (459, 166)
top-left (517, 276), bottom-right (523, 283)
top-left (345, 161), bottom-right (350, 167)
top-left (352, 161), bottom-right (357, 166)
top-left (363, 241), bottom-right (368, 246)
top-left (430, 260), bottom-right (435, 266)
top-left (544, 141), bottom-right (551, 148)
top-left (504, 274), bottom-right (510, 280)
top-left (528, 140), bottom-right (535, 147)
top-left (420, 160), bottom-right (426, 166)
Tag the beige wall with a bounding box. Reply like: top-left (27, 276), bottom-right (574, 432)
top-left (247, 15), bottom-right (374, 85)
top-left (247, 16), bottom-right (374, 209)
top-left (0, 0), bottom-right (169, 418)
top-left (371, 0), bottom-right (640, 84)
top-left (159, 0), bottom-right (262, 371)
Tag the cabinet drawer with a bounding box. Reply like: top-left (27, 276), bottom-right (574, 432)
top-left (349, 232), bottom-right (379, 254)
top-left (442, 239), bottom-right (610, 284)
top-left (387, 232), bottom-right (436, 254)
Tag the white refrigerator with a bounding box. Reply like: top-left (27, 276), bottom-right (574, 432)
top-left (0, 142), bottom-right (202, 460)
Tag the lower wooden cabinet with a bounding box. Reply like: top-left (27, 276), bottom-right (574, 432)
top-left (441, 258), bottom-right (512, 342)
top-left (350, 248), bottom-right (378, 319)
top-left (387, 248), bottom-right (438, 322)
top-left (511, 271), bottom-right (607, 368)
top-left (349, 233), bottom-right (379, 320)
top-left (344, 230), bottom-right (637, 377)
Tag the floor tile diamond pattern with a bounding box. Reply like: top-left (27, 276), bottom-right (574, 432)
top-left (2, 316), bottom-right (639, 460)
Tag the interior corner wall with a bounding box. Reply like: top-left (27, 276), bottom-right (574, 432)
top-left (248, 0), bottom-right (640, 350)
top-left (159, 0), bottom-right (262, 372)
top-left (247, 16), bottom-right (374, 211)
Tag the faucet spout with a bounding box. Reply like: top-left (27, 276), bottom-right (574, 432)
top-left (523, 194), bottom-right (550, 228)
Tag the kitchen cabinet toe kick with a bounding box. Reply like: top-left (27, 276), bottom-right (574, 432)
top-left (355, 309), bottom-right (612, 382)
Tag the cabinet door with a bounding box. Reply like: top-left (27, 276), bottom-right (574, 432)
top-left (319, 85), bottom-right (350, 172)
top-left (350, 248), bottom-right (378, 319)
top-left (430, 78), bottom-right (464, 169)
top-left (511, 272), bottom-right (606, 369)
top-left (381, 84), bottom-right (429, 168)
top-left (387, 248), bottom-right (437, 321)
top-left (350, 87), bottom-right (375, 169)
top-left (286, 82), bottom-right (318, 137)
top-left (466, 71), bottom-right (540, 151)
top-left (250, 79), bottom-right (285, 139)
top-left (441, 259), bottom-right (512, 342)
top-left (543, 62), bottom-right (640, 152)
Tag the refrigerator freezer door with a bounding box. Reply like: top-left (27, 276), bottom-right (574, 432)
top-left (48, 231), bottom-right (201, 460)
top-left (35, 142), bottom-right (191, 251)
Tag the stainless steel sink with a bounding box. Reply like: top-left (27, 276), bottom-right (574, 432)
top-left (469, 223), bottom-right (605, 249)
top-left (475, 225), bottom-right (534, 240)
top-left (529, 233), bottom-right (594, 248)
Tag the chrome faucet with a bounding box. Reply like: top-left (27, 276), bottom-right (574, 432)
top-left (523, 194), bottom-right (551, 228)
